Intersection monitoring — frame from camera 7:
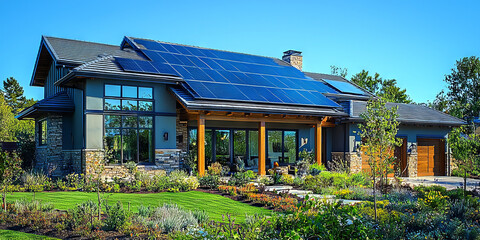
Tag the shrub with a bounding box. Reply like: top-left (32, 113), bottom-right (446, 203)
top-left (280, 174), bottom-right (294, 185)
top-left (207, 162), bottom-right (223, 176)
top-left (257, 175), bottom-right (273, 186)
top-left (141, 204), bottom-right (202, 233)
top-left (418, 190), bottom-right (449, 212)
top-left (414, 185), bottom-right (447, 198)
top-left (13, 198), bottom-right (54, 213)
top-left (309, 163), bottom-right (325, 175)
top-left (67, 200), bottom-right (102, 231)
top-left (198, 174), bottom-right (219, 189)
top-left (229, 171), bottom-right (253, 186)
top-left (182, 176), bottom-right (199, 191)
top-left (22, 171), bottom-right (53, 192)
top-left (105, 201), bottom-right (131, 231)
top-left (65, 173), bottom-right (85, 190)
top-left (56, 179), bottom-right (67, 191)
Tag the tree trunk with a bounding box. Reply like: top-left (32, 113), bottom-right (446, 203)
top-left (97, 179), bottom-right (101, 221)
top-left (2, 188), bottom-right (6, 212)
top-left (373, 167), bottom-right (377, 222)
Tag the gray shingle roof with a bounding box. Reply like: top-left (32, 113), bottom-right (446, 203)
top-left (16, 92), bottom-right (74, 119)
top-left (44, 36), bottom-right (145, 65)
top-left (350, 100), bottom-right (465, 126)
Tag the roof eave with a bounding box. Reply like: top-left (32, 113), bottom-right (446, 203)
top-left (56, 69), bottom-right (185, 88)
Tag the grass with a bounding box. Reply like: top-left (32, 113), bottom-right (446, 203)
top-left (0, 229), bottom-right (59, 240)
top-left (6, 191), bottom-right (271, 222)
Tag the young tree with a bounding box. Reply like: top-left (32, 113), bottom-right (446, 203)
top-left (447, 126), bottom-right (480, 197)
top-left (444, 56), bottom-right (480, 125)
top-left (0, 94), bottom-right (16, 142)
top-left (358, 98), bottom-right (401, 221)
top-left (0, 151), bottom-right (23, 211)
top-left (350, 70), bottom-right (412, 103)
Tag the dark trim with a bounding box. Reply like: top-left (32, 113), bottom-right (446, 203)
top-left (56, 70), bottom-right (183, 89)
top-left (86, 110), bottom-right (176, 117)
top-left (416, 135), bottom-right (446, 140)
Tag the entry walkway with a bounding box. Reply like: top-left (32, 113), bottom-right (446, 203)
top-left (401, 176), bottom-right (480, 191)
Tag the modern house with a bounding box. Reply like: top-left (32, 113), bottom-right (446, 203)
top-left (17, 36), bottom-right (465, 178)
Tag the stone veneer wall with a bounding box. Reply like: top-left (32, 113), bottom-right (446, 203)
top-left (82, 148), bottom-right (183, 180)
top-left (176, 109), bottom-right (188, 152)
top-left (331, 152), bottom-right (362, 174)
top-left (332, 151), bottom-right (419, 177)
top-left (35, 115), bottom-right (63, 176)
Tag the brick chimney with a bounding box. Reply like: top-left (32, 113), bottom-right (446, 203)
top-left (282, 50), bottom-right (303, 71)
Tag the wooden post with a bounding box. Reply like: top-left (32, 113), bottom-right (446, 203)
top-left (315, 122), bottom-right (322, 165)
top-left (197, 114), bottom-right (205, 176)
top-left (258, 121), bottom-right (266, 175)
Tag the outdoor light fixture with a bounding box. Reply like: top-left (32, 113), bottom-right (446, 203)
top-left (163, 132), bottom-right (169, 141)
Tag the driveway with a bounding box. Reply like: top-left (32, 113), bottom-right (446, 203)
top-left (401, 176), bottom-right (480, 191)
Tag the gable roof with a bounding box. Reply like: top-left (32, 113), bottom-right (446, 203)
top-left (349, 100), bottom-right (465, 126)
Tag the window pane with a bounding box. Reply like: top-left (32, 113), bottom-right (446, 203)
top-left (105, 129), bottom-right (121, 164)
top-left (205, 129), bottom-right (213, 166)
top-left (188, 129), bottom-right (197, 152)
top-left (40, 120), bottom-right (47, 145)
top-left (105, 115), bottom-right (121, 128)
top-left (248, 130), bottom-right (258, 168)
top-left (104, 99), bottom-right (121, 110)
top-left (122, 86), bottom-right (137, 98)
top-left (233, 130), bottom-right (246, 171)
top-left (122, 116), bottom-right (137, 128)
top-left (215, 130), bottom-right (230, 168)
top-left (122, 100), bottom-right (138, 111)
top-left (122, 129), bottom-right (138, 163)
top-left (105, 84), bottom-right (121, 97)
top-left (284, 131), bottom-right (297, 164)
top-left (268, 130), bottom-right (282, 167)
top-left (139, 129), bottom-right (154, 162)
top-left (138, 101), bottom-right (153, 111)
top-left (139, 87), bottom-right (153, 99)
top-left (139, 116), bottom-right (153, 128)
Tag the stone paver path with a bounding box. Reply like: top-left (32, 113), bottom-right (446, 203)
top-left (264, 185), bottom-right (362, 205)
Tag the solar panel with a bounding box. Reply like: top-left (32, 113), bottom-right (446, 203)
top-left (116, 38), bottom-right (341, 108)
top-left (323, 79), bottom-right (366, 95)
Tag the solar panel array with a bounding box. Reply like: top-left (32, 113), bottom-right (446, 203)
top-left (116, 38), bottom-right (341, 108)
top-left (323, 79), bottom-right (366, 95)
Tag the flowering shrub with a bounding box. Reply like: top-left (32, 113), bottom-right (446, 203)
top-left (246, 193), bottom-right (299, 212)
top-left (418, 190), bottom-right (449, 212)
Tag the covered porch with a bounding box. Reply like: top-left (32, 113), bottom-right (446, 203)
top-left (184, 111), bottom-right (335, 176)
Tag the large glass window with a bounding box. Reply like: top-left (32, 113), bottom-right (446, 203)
top-left (104, 115), bottom-right (154, 164)
top-left (38, 119), bottom-right (47, 146)
top-left (187, 127), bottom-right (297, 172)
top-left (268, 130), bottom-right (298, 166)
top-left (104, 84), bottom-right (153, 112)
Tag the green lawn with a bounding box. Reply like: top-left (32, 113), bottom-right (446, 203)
top-left (0, 230), bottom-right (58, 240)
top-left (6, 191), bottom-right (270, 222)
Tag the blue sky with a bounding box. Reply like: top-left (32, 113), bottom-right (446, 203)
top-left (1, 0), bottom-right (479, 103)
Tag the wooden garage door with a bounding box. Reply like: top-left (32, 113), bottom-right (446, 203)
top-left (417, 138), bottom-right (446, 176)
top-left (361, 138), bottom-right (406, 177)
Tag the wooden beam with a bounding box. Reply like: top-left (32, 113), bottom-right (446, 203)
top-left (197, 114), bottom-right (206, 176)
top-left (258, 121), bottom-right (266, 175)
top-left (200, 114), bottom-right (322, 124)
top-left (315, 122), bottom-right (322, 165)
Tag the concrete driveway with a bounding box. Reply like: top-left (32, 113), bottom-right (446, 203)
top-left (401, 176), bottom-right (480, 191)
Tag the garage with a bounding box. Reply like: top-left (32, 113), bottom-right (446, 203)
top-left (417, 138), bottom-right (446, 176)
top-left (360, 138), bottom-right (407, 177)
